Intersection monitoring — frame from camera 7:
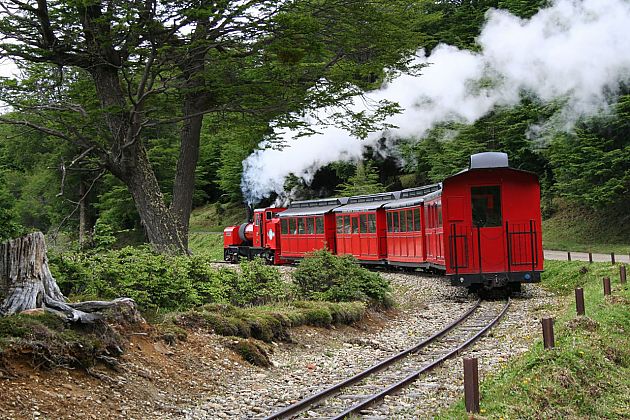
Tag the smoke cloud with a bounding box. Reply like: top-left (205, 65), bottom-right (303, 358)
top-left (241, 0), bottom-right (630, 204)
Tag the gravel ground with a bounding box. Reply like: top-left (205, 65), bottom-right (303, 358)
top-left (179, 271), bottom-right (559, 419)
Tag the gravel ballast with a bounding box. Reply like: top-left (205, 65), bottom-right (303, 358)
top-left (179, 271), bottom-right (559, 419)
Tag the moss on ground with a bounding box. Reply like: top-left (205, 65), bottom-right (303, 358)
top-left (168, 301), bottom-right (367, 343)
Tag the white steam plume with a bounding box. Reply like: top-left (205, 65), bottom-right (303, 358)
top-left (241, 0), bottom-right (630, 204)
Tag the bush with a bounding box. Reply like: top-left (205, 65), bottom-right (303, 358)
top-left (50, 248), bottom-right (289, 312)
top-left (292, 249), bottom-right (392, 306)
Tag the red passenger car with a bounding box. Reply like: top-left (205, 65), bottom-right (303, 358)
top-left (278, 198), bottom-right (347, 259)
top-left (334, 193), bottom-right (394, 263)
top-left (384, 184), bottom-right (441, 268)
top-left (441, 152), bottom-right (543, 289)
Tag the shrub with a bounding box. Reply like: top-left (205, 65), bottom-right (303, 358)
top-left (292, 249), bottom-right (392, 306)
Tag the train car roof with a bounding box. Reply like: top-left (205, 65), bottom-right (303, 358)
top-left (383, 183), bottom-right (442, 209)
top-left (334, 192), bottom-right (398, 213)
top-left (445, 152), bottom-right (536, 182)
top-left (279, 197), bottom-right (348, 217)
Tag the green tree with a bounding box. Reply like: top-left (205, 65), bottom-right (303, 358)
top-left (336, 160), bottom-right (384, 196)
top-left (0, 0), bottom-right (434, 253)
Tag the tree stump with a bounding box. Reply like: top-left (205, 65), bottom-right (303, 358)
top-left (0, 232), bottom-right (136, 323)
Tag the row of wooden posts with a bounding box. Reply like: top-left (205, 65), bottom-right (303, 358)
top-left (567, 251), bottom-right (628, 265)
top-left (463, 263), bottom-right (627, 414)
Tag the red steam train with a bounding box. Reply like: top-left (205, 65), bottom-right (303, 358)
top-left (224, 152), bottom-right (543, 290)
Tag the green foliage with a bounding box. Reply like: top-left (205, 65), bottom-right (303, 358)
top-left (50, 248), bottom-right (288, 311)
top-left (292, 249), bottom-right (392, 306)
top-left (438, 260), bottom-right (630, 419)
top-left (0, 171), bottom-right (24, 241)
top-left (547, 95), bottom-right (630, 210)
top-left (231, 258), bottom-right (289, 306)
top-left (336, 160), bottom-right (385, 196)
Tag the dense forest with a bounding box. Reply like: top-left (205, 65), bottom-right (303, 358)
top-left (0, 0), bottom-right (628, 251)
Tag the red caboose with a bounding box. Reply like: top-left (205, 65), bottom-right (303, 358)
top-left (442, 152), bottom-right (543, 289)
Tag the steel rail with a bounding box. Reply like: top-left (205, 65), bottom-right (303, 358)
top-left (331, 298), bottom-right (511, 419)
top-left (264, 299), bottom-right (482, 420)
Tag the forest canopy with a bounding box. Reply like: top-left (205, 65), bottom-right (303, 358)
top-left (0, 0), bottom-right (628, 249)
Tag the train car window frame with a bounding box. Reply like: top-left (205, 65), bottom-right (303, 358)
top-left (368, 214), bottom-right (376, 233)
top-left (297, 218), bottom-right (305, 234)
top-left (400, 210), bottom-right (407, 232)
top-left (393, 212), bottom-right (400, 232)
top-left (471, 186), bottom-right (502, 228)
top-left (306, 218), bottom-right (314, 234)
top-left (289, 218), bottom-right (296, 234)
top-left (351, 217), bottom-right (359, 234)
top-left (437, 203), bottom-right (443, 227)
top-left (316, 216), bottom-right (324, 234)
top-left (343, 215), bottom-right (351, 233)
top-left (359, 214), bottom-right (368, 233)
top-left (406, 210), bottom-right (413, 232)
top-left (336, 215), bottom-right (343, 233)
top-left (266, 211), bottom-right (273, 220)
top-left (413, 208), bottom-right (421, 232)
top-left (387, 212), bottom-right (393, 232)
top-left (281, 219), bottom-right (288, 235)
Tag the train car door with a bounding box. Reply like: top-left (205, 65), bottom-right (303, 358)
top-left (471, 185), bottom-right (506, 273)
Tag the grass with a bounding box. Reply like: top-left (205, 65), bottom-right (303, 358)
top-left (543, 200), bottom-right (630, 254)
top-left (189, 201), bottom-right (247, 233)
top-left (437, 260), bottom-right (630, 419)
top-left (188, 232), bottom-right (224, 259)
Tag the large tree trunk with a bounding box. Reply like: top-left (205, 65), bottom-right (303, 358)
top-left (110, 144), bottom-right (188, 255)
top-left (0, 232), bottom-right (136, 322)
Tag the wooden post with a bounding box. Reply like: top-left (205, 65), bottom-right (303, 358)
top-left (588, 252), bottom-right (593, 264)
top-left (603, 277), bottom-right (611, 295)
top-left (464, 358), bottom-right (480, 414)
top-left (567, 251), bottom-right (571, 261)
top-left (575, 288), bottom-right (585, 316)
top-left (611, 253), bottom-right (616, 265)
top-left (542, 318), bottom-right (555, 349)
top-left (620, 265), bottom-right (627, 284)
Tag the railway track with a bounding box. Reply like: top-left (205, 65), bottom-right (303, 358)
top-left (264, 298), bottom-right (510, 419)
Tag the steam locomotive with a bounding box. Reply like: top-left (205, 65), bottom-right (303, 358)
top-left (224, 152), bottom-right (543, 290)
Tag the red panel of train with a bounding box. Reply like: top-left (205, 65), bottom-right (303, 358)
top-left (224, 152), bottom-right (543, 290)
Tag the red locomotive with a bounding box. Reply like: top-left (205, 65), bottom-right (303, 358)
top-left (224, 152), bottom-right (543, 290)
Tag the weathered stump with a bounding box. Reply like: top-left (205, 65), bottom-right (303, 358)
top-left (1, 232), bottom-right (136, 323)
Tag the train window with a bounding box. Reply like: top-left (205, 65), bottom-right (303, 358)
top-left (387, 212), bottom-right (393, 232)
top-left (336, 216), bottom-right (343, 233)
top-left (255, 214), bottom-right (261, 226)
top-left (360, 214), bottom-right (367, 233)
top-left (393, 212), bottom-right (399, 232)
top-left (344, 215), bottom-right (351, 233)
top-left (471, 186), bottom-right (502, 228)
top-left (413, 209), bottom-right (421, 231)
top-left (306, 218), bottom-right (314, 234)
top-left (406, 210), bottom-right (413, 232)
top-left (281, 219), bottom-right (288, 235)
top-left (289, 218), bottom-right (296, 234)
top-left (400, 211), bottom-right (407, 232)
top-left (437, 203), bottom-right (443, 227)
top-left (368, 214), bottom-right (376, 233)
top-left (266, 211), bottom-right (273, 220)
top-left (316, 217), bottom-right (324, 234)
top-left (351, 217), bottom-right (359, 234)
top-left (298, 218), bottom-right (305, 234)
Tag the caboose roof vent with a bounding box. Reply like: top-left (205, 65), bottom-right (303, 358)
top-left (469, 152), bottom-right (509, 169)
